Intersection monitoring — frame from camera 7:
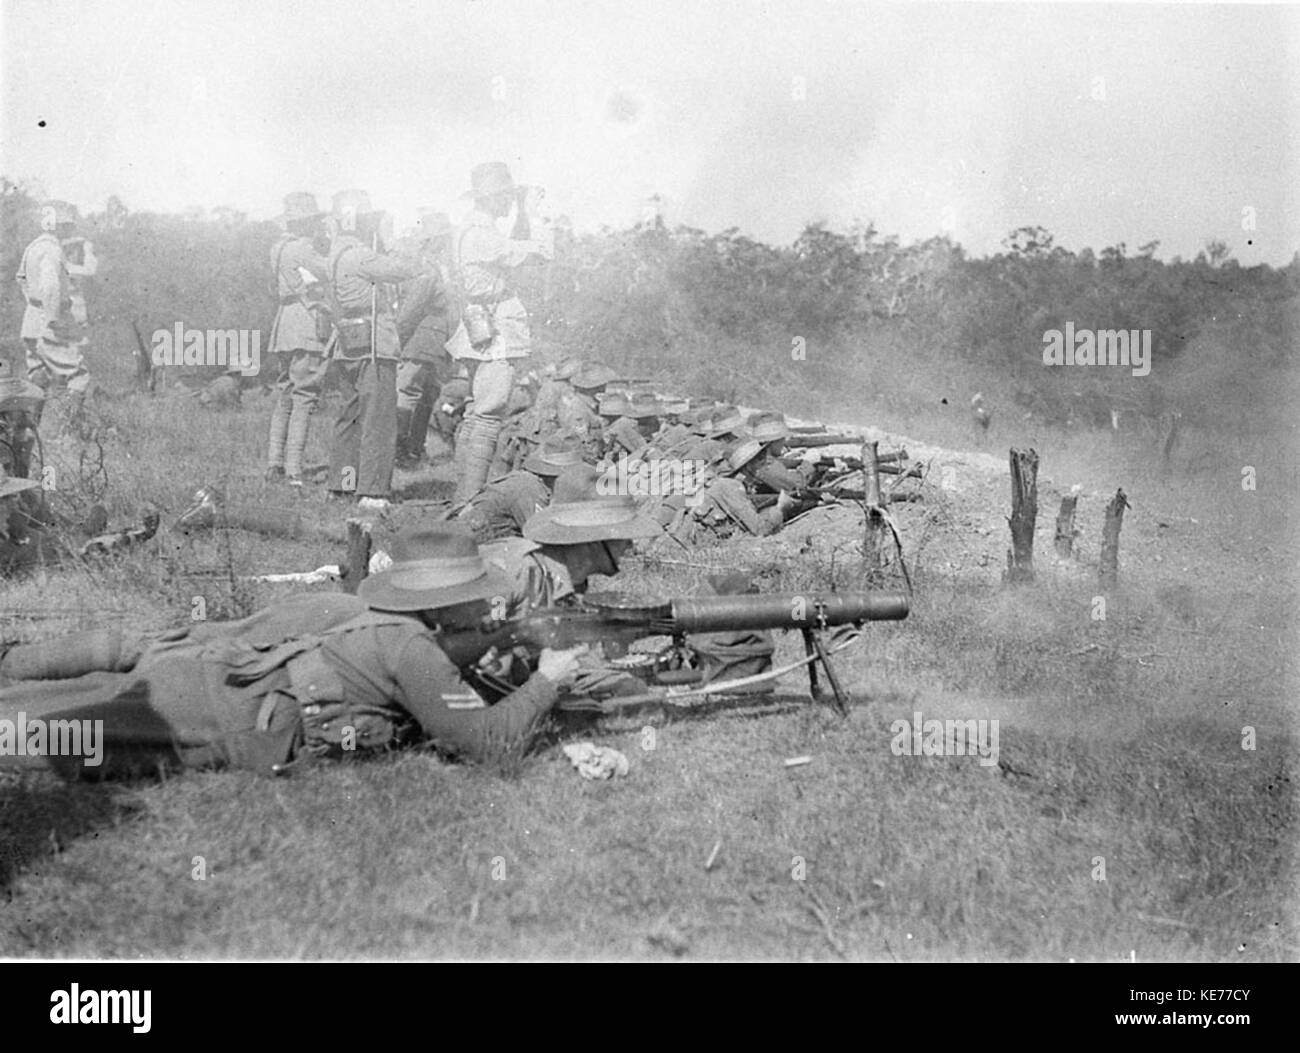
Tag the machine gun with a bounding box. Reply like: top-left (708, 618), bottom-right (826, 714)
top-left (438, 590), bottom-right (910, 716)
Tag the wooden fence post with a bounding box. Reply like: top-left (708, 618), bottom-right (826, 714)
top-left (340, 518), bottom-right (373, 594)
top-left (1003, 448), bottom-right (1039, 583)
top-left (1098, 488), bottom-right (1130, 589)
top-left (861, 440), bottom-right (886, 579)
top-left (1054, 490), bottom-right (1079, 558)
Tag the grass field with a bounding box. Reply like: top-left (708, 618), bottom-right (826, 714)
top-left (1, 327), bottom-right (1297, 961)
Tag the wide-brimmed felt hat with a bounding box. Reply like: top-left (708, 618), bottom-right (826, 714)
top-left (281, 191), bottom-right (325, 224)
top-left (39, 200), bottom-right (78, 232)
top-left (654, 423), bottom-right (690, 448)
top-left (626, 392), bottom-right (662, 419)
top-left (553, 357), bottom-right (583, 382)
top-left (680, 404), bottom-right (719, 429)
top-left (681, 436), bottom-right (728, 465)
top-left (604, 417), bottom-right (646, 453)
top-left (463, 161), bottom-right (515, 201)
top-left (357, 525), bottom-right (512, 612)
top-left (523, 465), bottom-right (663, 545)
top-left (726, 438), bottom-right (765, 473)
top-left (705, 405), bottom-right (746, 437)
top-left (571, 362), bottom-right (619, 392)
top-left (597, 392), bottom-right (631, 418)
top-left (0, 464), bottom-right (40, 499)
top-left (746, 411), bottom-right (790, 444)
top-left (523, 430), bottom-right (586, 476)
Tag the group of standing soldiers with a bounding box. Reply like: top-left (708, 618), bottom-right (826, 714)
top-left (263, 160), bottom-right (838, 546)
top-left (264, 161), bottom-right (552, 512)
top-left (0, 167), bottom-right (861, 780)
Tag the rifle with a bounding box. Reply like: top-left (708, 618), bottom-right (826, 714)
top-left (792, 457), bottom-right (918, 481)
top-left (785, 433), bottom-right (863, 449)
top-left (795, 449), bottom-right (908, 469)
top-left (438, 590), bottom-right (909, 716)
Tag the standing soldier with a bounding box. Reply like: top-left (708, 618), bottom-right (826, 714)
top-left (326, 189), bottom-right (423, 511)
top-left (265, 192), bottom-right (333, 485)
top-left (448, 162), bottom-right (553, 503)
top-left (393, 209), bottom-right (454, 468)
top-left (15, 201), bottom-right (91, 431)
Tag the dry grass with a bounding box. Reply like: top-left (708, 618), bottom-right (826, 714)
top-left (1, 330), bottom-right (1297, 961)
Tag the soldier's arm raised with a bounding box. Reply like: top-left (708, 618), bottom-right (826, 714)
top-left (65, 242), bottom-right (98, 277)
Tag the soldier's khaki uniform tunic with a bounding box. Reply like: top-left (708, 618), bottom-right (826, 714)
top-left (394, 252), bottom-right (454, 463)
top-left (16, 232), bottom-right (90, 394)
top-left (267, 234), bottom-right (332, 478)
top-left (326, 234), bottom-right (421, 498)
top-left (448, 208), bottom-right (552, 502)
top-left (457, 469), bottom-right (550, 542)
top-left (0, 593), bottom-right (559, 778)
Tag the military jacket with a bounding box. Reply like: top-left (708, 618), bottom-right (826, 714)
top-left (269, 235), bottom-right (331, 354)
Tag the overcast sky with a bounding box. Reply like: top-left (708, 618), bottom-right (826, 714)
top-left (2, 0), bottom-right (1296, 262)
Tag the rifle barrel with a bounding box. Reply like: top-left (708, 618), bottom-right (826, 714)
top-left (786, 434), bottom-right (861, 448)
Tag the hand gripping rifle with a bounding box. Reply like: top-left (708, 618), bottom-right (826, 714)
top-left (438, 590), bottom-right (909, 716)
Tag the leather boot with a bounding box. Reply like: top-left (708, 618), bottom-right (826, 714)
top-left (408, 398), bottom-right (434, 465)
top-left (394, 408), bottom-right (416, 468)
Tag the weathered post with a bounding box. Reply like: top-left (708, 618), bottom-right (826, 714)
top-left (1161, 412), bottom-right (1181, 466)
top-left (1054, 487), bottom-right (1080, 558)
top-left (130, 319), bottom-right (158, 394)
top-left (1003, 448), bottom-right (1039, 583)
top-left (861, 440), bottom-right (886, 579)
top-left (341, 518), bottom-right (373, 594)
top-left (1098, 488), bottom-right (1130, 589)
